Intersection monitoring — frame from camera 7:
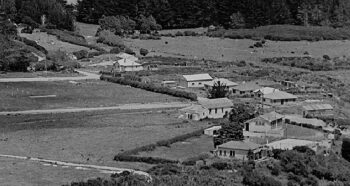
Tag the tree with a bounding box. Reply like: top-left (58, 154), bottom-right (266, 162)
top-left (140, 48), bottom-right (149, 56)
top-left (228, 103), bottom-right (257, 124)
top-left (214, 122), bottom-right (244, 147)
top-left (208, 81), bottom-right (229, 99)
top-left (229, 12), bottom-right (245, 29)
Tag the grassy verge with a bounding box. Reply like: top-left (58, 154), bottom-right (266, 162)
top-left (208, 25), bottom-right (350, 41)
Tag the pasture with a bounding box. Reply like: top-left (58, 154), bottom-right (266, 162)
top-left (0, 80), bottom-right (184, 111)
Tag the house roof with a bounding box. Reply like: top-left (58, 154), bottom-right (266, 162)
top-left (116, 53), bottom-right (139, 61)
top-left (260, 111), bottom-right (284, 122)
top-left (205, 125), bottom-right (222, 131)
top-left (250, 80), bottom-right (280, 87)
top-left (263, 91), bottom-right (297, 100)
top-left (233, 82), bottom-right (261, 92)
top-left (183, 74), bottom-right (213, 82)
top-left (198, 98), bottom-right (233, 109)
top-left (302, 104), bottom-right (333, 111)
top-left (254, 87), bottom-right (280, 95)
top-left (218, 140), bottom-right (262, 150)
top-left (117, 58), bottom-right (142, 67)
top-left (180, 104), bottom-right (205, 114)
top-left (285, 115), bottom-right (326, 127)
top-left (266, 139), bottom-right (316, 150)
top-left (204, 78), bottom-right (238, 87)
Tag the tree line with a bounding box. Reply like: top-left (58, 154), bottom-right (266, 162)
top-left (75, 0), bottom-right (350, 29)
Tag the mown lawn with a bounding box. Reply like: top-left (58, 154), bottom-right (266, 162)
top-left (0, 80), bottom-right (184, 111)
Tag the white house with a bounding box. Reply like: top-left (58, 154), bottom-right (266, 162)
top-left (114, 58), bottom-right (143, 72)
top-left (204, 126), bottom-right (222, 136)
top-left (216, 140), bottom-right (267, 160)
top-left (204, 78), bottom-right (238, 94)
top-left (244, 111), bottom-right (285, 137)
top-left (180, 98), bottom-right (233, 120)
top-left (181, 74), bottom-right (213, 88)
top-left (263, 91), bottom-right (297, 106)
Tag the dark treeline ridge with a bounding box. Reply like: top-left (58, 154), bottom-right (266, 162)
top-left (76, 0), bottom-right (350, 29)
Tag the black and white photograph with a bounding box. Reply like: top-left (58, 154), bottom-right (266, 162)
top-left (1, 0), bottom-right (350, 185)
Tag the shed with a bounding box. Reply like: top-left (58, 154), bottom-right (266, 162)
top-left (204, 126), bottom-right (222, 136)
top-left (182, 74), bottom-right (213, 88)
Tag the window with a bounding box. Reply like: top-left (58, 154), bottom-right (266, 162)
top-left (215, 108), bottom-right (217, 114)
top-left (219, 150), bottom-right (222, 156)
top-left (209, 109), bottom-right (212, 114)
top-left (222, 108), bottom-right (224, 113)
top-left (199, 82), bottom-right (202, 85)
top-left (224, 151), bottom-right (226, 156)
top-left (230, 151), bottom-right (235, 157)
top-left (192, 83), bottom-right (195, 86)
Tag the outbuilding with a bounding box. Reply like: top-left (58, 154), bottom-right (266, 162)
top-left (302, 104), bottom-right (334, 118)
top-left (216, 140), bottom-right (267, 160)
top-left (181, 74), bottom-right (213, 88)
top-left (263, 91), bottom-right (297, 106)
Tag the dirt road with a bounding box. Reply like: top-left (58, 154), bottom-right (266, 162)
top-left (0, 70), bottom-right (100, 82)
top-left (0, 154), bottom-right (150, 178)
top-left (0, 102), bottom-right (191, 115)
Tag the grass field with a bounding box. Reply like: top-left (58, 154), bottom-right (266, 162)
top-left (0, 80), bottom-right (184, 111)
top-left (285, 124), bottom-right (325, 141)
top-left (136, 135), bottom-right (213, 161)
top-left (0, 110), bottom-right (208, 171)
top-left (0, 71), bottom-right (83, 79)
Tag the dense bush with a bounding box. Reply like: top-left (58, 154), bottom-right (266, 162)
top-left (211, 162), bottom-right (232, 170)
top-left (139, 34), bottom-right (161, 40)
top-left (183, 31), bottom-right (197, 36)
top-left (124, 47), bottom-right (136, 55)
top-left (114, 155), bottom-right (178, 164)
top-left (182, 154), bottom-right (210, 166)
top-left (0, 49), bottom-right (36, 72)
top-left (110, 47), bottom-right (121, 54)
top-left (140, 48), bottom-right (149, 56)
top-left (32, 60), bottom-right (56, 71)
top-left (87, 51), bottom-right (105, 58)
top-left (44, 29), bottom-right (106, 52)
top-left (16, 36), bottom-right (48, 54)
top-left (175, 31), bottom-right (184, 37)
top-left (72, 50), bottom-right (88, 60)
top-left (147, 164), bottom-right (182, 176)
top-left (97, 30), bottom-right (125, 48)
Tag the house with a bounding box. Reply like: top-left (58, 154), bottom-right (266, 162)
top-left (232, 82), bottom-right (261, 96)
top-left (244, 112), bottom-right (285, 137)
top-left (181, 73), bottom-right (213, 88)
top-left (263, 91), bottom-right (297, 106)
top-left (254, 87), bottom-right (280, 97)
top-left (180, 98), bottom-right (233, 120)
top-left (302, 104), bottom-right (334, 118)
top-left (204, 78), bottom-right (238, 94)
top-left (114, 58), bottom-right (143, 72)
top-left (281, 80), bottom-right (297, 88)
top-left (216, 140), bottom-right (267, 160)
top-left (161, 81), bottom-right (177, 88)
top-left (285, 115), bottom-right (326, 129)
top-left (204, 126), bottom-right (222, 136)
top-left (116, 53), bottom-right (139, 61)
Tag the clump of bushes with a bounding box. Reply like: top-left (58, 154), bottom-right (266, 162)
top-left (124, 47), bottom-right (136, 55)
top-left (17, 36), bottom-right (48, 54)
top-left (97, 30), bottom-right (125, 48)
top-left (183, 31), bottom-right (197, 36)
top-left (114, 155), bottom-right (178, 164)
top-left (110, 47), bottom-right (121, 54)
top-left (175, 31), bottom-right (184, 37)
top-left (139, 34), bottom-right (161, 40)
top-left (72, 50), bottom-right (88, 60)
top-left (0, 49), bottom-right (37, 72)
top-left (140, 48), bottom-right (149, 56)
top-left (262, 56), bottom-right (334, 71)
top-left (236, 60), bottom-right (247, 67)
top-left (31, 60), bottom-right (56, 71)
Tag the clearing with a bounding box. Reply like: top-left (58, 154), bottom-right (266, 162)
top-left (0, 80), bottom-right (185, 111)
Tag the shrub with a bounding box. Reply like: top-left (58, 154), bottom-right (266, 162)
top-left (124, 47), bottom-right (136, 55)
top-left (147, 164), bottom-right (182, 175)
top-left (32, 60), bottom-right (56, 71)
top-left (0, 49), bottom-right (35, 72)
top-left (72, 50), bottom-right (88, 60)
top-left (211, 162), bottom-right (232, 170)
top-left (88, 51), bottom-right (105, 58)
top-left (175, 31), bottom-right (184, 37)
top-left (114, 155), bottom-right (178, 164)
top-left (17, 37), bottom-right (48, 55)
top-left (183, 30), bottom-right (197, 36)
top-left (237, 60), bottom-right (246, 67)
top-left (97, 30), bottom-right (125, 48)
top-left (182, 154), bottom-right (210, 166)
top-left (323, 55), bottom-right (331, 60)
top-left (140, 48), bottom-right (149, 56)
top-left (292, 146), bottom-right (316, 156)
top-left (110, 47), bottom-right (121, 54)
top-left (21, 26), bottom-right (33, 34)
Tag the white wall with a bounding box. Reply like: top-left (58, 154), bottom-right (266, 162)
top-left (187, 81), bottom-right (212, 88)
top-left (207, 108), bottom-right (232, 119)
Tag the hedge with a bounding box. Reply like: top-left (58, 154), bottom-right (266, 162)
top-left (16, 36), bottom-right (48, 54)
top-left (114, 155), bottom-right (178, 164)
top-left (43, 29), bottom-right (106, 52)
top-left (114, 128), bottom-right (205, 164)
top-left (100, 75), bottom-right (197, 101)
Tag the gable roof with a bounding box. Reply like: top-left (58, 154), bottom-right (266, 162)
top-left (260, 111), bottom-right (284, 122)
top-left (233, 82), bottom-right (261, 92)
top-left (254, 87), bottom-right (280, 95)
top-left (179, 104), bottom-right (205, 114)
top-left (263, 91), bottom-right (297, 100)
top-left (117, 58), bottom-right (142, 67)
top-left (116, 53), bottom-right (138, 61)
top-left (183, 74), bottom-right (213, 82)
top-left (204, 78), bottom-right (238, 87)
top-left (198, 98), bottom-right (233, 109)
top-left (302, 104), bottom-right (333, 111)
top-left (218, 140), bottom-right (261, 150)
